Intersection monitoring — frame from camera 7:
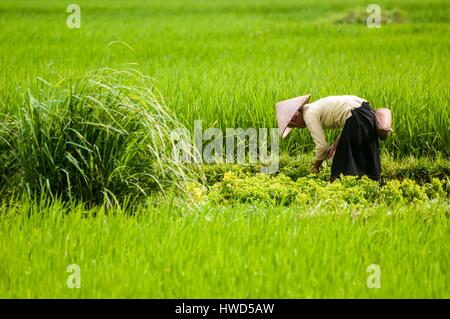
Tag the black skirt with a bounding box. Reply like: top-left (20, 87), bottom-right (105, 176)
top-left (331, 101), bottom-right (381, 181)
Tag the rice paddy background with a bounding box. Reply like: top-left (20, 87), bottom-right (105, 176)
top-left (0, 0), bottom-right (448, 298)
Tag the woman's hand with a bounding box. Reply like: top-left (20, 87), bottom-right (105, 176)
top-left (327, 134), bottom-right (341, 159)
top-left (327, 144), bottom-right (337, 159)
top-left (311, 160), bottom-right (323, 174)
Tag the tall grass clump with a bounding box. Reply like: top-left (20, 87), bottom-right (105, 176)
top-left (13, 68), bottom-right (199, 205)
top-left (0, 114), bottom-right (17, 194)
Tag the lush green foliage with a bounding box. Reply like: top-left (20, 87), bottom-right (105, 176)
top-left (0, 197), bottom-right (448, 298)
top-left (208, 171), bottom-right (448, 207)
top-left (0, 0), bottom-right (449, 157)
top-left (203, 153), bottom-right (450, 185)
top-left (3, 68), bottom-right (200, 205)
top-left (0, 0), bottom-right (448, 299)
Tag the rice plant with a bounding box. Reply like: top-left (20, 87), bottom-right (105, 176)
top-left (0, 196), bottom-right (448, 298)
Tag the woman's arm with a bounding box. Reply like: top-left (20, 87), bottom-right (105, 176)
top-left (312, 133), bottom-right (340, 173)
top-left (303, 113), bottom-right (328, 173)
top-left (327, 133), bottom-right (341, 159)
top-left (305, 116), bottom-right (328, 162)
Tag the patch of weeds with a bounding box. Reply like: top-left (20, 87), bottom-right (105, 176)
top-left (332, 7), bottom-right (407, 25)
top-left (208, 172), bottom-right (447, 207)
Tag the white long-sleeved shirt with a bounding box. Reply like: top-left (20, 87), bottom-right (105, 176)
top-left (302, 95), bottom-right (367, 161)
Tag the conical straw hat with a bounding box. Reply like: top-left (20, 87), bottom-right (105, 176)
top-left (275, 94), bottom-right (311, 138)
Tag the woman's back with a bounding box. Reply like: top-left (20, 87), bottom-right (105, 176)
top-left (304, 95), bottom-right (367, 129)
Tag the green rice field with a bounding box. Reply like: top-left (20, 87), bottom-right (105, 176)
top-left (0, 0), bottom-right (448, 298)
